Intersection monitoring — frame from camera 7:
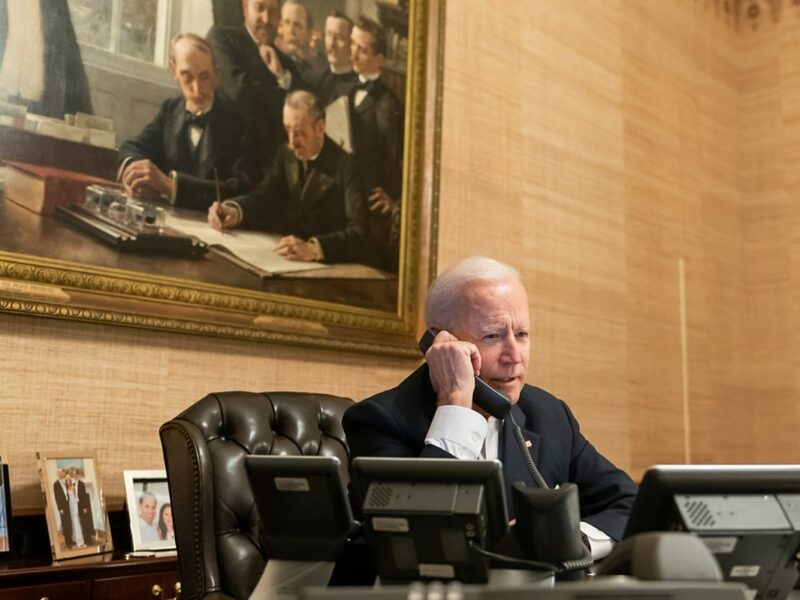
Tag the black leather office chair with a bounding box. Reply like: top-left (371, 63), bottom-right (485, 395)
top-left (159, 391), bottom-right (353, 600)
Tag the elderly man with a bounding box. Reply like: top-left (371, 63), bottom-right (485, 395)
top-left (343, 257), bottom-right (638, 557)
top-left (208, 90), bottom-right (367, 264)
top-left (117, 33), bottom-right (255, 210)
top-left (348, 16), bottom-right (403, 271)
top-left (308, 11), bottom-right (358, 107)
top-left (207, 0), bottom-right (303, 168)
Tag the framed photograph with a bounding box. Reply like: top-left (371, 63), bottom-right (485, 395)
top-left (37, 452), bottom-right (113, 559)
top-left (0, 0), bottom-right (444, 357)
top-left (123, 469), bottom-right (175, 552)
top-left (0, 461), bottom-right (11, 557)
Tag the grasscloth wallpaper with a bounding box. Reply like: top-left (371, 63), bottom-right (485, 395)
top-left (3, 1), bottom-right (799, 512)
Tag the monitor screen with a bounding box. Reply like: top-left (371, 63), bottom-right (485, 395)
top-left (625, 464), bottom-right (800, 599)
top-left (244, 455), bottom-right (354, 561)
top-left (352, 457), bottom-right (509, 583)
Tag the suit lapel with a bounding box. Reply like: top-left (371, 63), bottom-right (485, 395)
top-left (300, 164), bottom-right (333, 209)
top-left (500, 401), bottom-right (542, 488)
top-left (297, 139), bottom-right (335, 209)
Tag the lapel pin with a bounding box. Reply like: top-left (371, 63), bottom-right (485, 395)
top-left (525, 440), bottom-right (532, 448)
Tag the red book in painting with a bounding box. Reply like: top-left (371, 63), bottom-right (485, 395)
top-left (2, 160), bottom-right (119, 215)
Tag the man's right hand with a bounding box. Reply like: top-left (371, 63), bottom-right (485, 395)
top-left (207, 201), bottom-right (239, 231)
top-left (425, 330), bottom-right (480, 409)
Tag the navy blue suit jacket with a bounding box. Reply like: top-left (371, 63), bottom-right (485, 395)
top-left (343, 364), bottom-right (638, 541)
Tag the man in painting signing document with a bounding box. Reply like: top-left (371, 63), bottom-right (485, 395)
top-left (208, 90), bottom-right (368, 265)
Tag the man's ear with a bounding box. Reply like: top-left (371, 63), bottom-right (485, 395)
top-left (315, 117), bottom-right (326, 137)
top-left (168, 61), bottom-right (177, 80)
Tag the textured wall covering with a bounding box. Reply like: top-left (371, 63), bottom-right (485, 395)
top-left (3, 0), bottom-right (799, 512)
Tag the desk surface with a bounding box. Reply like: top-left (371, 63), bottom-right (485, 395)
top-left (0, 198), bottom-right (398, 311)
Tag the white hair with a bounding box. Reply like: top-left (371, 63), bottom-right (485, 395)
top-left (424, 256), bottom-right (521, 330)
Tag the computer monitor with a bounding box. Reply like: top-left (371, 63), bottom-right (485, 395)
top-left (352, 457), bottom-right (509, 584)
top-left (244, 455), bottom-right (354, 561)
top-left (624, 464), bottom-right (800, 599)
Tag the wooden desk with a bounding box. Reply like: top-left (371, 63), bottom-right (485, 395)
top-left (0, 198), bottom-right (397, 312)
top-left (0, 553), bottom-right (179, 600)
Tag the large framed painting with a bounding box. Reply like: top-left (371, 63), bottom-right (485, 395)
top-left (0, 0), bottom-right (444, 357)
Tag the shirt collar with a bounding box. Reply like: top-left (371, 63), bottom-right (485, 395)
top-left (358, 71), bottom-right (381, 84)
top-left (186, 97), bottom-right (214, 118)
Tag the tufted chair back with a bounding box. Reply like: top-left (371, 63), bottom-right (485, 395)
top-left (159, 391), bottom-right (353, 600)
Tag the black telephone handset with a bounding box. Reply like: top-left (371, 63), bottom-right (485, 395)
top-left (418, 328), bottom-right (512, 420)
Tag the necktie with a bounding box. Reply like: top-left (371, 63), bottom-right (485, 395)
top-left (185, 111), bottom-right (210, 127)
top-left (299, 161), bottom-right (308, 187)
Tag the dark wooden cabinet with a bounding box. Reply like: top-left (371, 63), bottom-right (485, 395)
top-left (0, 553), bottom-right (179, 600)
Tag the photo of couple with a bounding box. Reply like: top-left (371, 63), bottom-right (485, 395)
top-left (125, 470), bottom-right (175, 551)
top-left (41, 455), bottom-right (112, 558)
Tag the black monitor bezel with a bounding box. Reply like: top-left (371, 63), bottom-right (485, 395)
top-left (244, 455), bottom-right (354, 561)
top-left (351, 457), bottom-right (509, 542)
top-left (625, 464), bottom-right (800, 537)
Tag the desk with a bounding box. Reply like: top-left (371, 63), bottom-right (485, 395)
top-left (0, 552), bottom-right (179, 600)
top-left (0, 198), bottom-right (398, 312)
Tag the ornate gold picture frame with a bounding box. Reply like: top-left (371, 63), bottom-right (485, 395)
top-left (0, 0), bottom-right (444, 357)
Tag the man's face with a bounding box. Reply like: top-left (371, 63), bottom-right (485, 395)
top-left (56, 468), bottom-right (65, 480)
top-left (350, 26), bottom-right (383, 76)
top-left (450, 278), bottom-right (531, 404)
top-left (325, 16), bottom-right (351, 70)
top-left (169, 41), bottom-right (218, 114)
top-left (280, 3), bottom-right (310, 58)
top-left (283, 105), bottom-right (325, 161)
top-left (243, 0), bottom-right (279, 45)
top-left (139, 497), bottom-right (157, 525)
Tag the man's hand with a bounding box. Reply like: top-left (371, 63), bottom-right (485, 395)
top-left (121, 159), bottom-right (173, 200)
top-left (368, 187), bottom-right (397, 215)
top-left (207, 201), bottom-right (239, 231)
top-left (275, 235), bottom-right (318, 261)
top-left (426, 330), bottom-right (481, 409)
top-left (259, 44), bottom-right (286, 78)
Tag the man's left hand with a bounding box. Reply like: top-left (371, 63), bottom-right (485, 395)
top-left (275, 235), bottom-right (317, 261)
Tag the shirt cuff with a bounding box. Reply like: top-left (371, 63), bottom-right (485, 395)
top-left (117, 156), bottom-right (133, 182)
top-left (307, 237), bottom-right (325, 261)
top-left (425, 405), bottom-right (488, 460)
top-left (580, 521), bottom-right (614, 560)
top-left (221, 199), bottom-right (244, 226)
